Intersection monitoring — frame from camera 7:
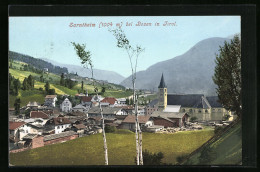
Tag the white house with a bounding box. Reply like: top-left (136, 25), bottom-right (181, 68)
top-left (9, 121), bottom-right (31, 141)
top-left (44, 95), bottom-right (58, 107)
top-left (46, 117), bottom-right (72, 134)
top-left (60, 98), bottom-right (72, 112)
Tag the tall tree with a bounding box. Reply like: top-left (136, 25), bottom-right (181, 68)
top-left (72, 42), bottom-right (108, 165)
top-left (213, 35), bottom-right (241, 117)
top-left (44, 81), bottom-right (50, 93)
top-left (60, 73), bottom-right (65, 86)
top-left (81, 81), bottom-right (84, 91)
top-left (22, 77), bottom-right (28, 90)
top-left (13, 79), bottom-right (21, 96)
top-left (110, 27), bottom-right (145, 165)
top-left (14, 98), bottom-right (21, 115)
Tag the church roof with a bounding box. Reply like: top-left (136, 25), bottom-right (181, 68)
top-left (147, 99), bottom-right (159, 107)
top-left (167, 94), bottom-right (207, 108)
top-left (206, 96), bottom-right (223, 108)
top-left (158, 74), bottom-right (167, 88)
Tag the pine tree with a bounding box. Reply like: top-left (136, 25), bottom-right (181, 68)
top-left (14, 98), bottom-right (21, 115)
top-left (213, 35), bottom-right (241, 117)
top-left (44, 81), bottom-right (50, 92)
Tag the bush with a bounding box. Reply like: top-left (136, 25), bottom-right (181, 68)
top-left (135, 149), bottom-right (164, 165)
top-left (105, 125), bottom-right (117, 133)
top-left (176, 154), bottom-right (187, 164)
top-left (214, 126), bottom-right (224, 134)
top-left (190, 116), bottom-right (198, 123)
top-left (198, 146), bottom-right (217, 164)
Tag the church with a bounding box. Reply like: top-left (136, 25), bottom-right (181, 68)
top-left (147, 74), bottom-right (234, 122)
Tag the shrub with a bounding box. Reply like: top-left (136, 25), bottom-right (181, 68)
top-left (105, 125), bottom-right (117, 133)
top-left (190, 116), bottom-right (198, 123)
top-left (214, 126), bottom-right (224, 134)
top-left (135, 149), bottom-right (164, 165)
top-left (199, 146), bottom-right (216, 164)
top-left (176, 154), bottom-right (187, 164)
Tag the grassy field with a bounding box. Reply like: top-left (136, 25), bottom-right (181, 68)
top-left (183, 121), bottom-right (242, 165)
top-left (9, 67), bottom-right (133, 99)
top-left (10, 129), bottom-right (214, 166)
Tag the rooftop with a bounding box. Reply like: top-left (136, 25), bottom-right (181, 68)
top-left (30, 111), bottom-right (49, 119)
top-left (122, 115), bottom-right (151, 124)
top-left (44, 131), bottom-right (77, 141)
top-left (9, 121), bottom-right (26, 130)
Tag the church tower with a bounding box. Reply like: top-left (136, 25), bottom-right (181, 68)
top-left (158, 73), bottom-right (167, 110)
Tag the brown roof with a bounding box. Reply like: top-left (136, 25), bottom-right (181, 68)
top-left (121, 105), bottom-right (134, 110)
top-left (45, 95), bottom-right (57, 99)
top-left (51, 117), bottom-right (72, 125)
top-left (74, 124), bottom-right (86, 129)
top-left (101, 97), bottom-right (117, 105)
top-left (122, 115), bottom-right (151, 124)
top-left (81, 96), bottom-right (92, 102)
top-left (30, 111), bottom-right (49, 119)
top-left (88, 116), bottom-right (102, 121)
top-left (9, 121), bottom-right (26, 130)
top-left (68, 111), bottom-right (86, 116)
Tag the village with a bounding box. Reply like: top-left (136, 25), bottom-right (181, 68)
top-left (9, 74), bottom-right (236, 153)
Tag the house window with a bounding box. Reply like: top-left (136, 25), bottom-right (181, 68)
top-left (189, 109), bottom-right (192, 112)
top-left (205, 109), bottom-right (208, 113)
top-left (198, 109), bottom-right (201, 113)
top-left (58, 126), bottom-right (60, 129)
top-left (182, 109), bottom-right (185, 112)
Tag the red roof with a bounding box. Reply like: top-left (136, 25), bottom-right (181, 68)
top-left (51, 117), bottom-right (72, 125)
top-left (101, 97), bottom-right (117, 105)
top-left (30, 111), bottom-right (49, 119)
top-left (9, 121), bottom-right (26, 130)
top-left (45, 95), bottom-right (57, 99)
top-left (81, 96), bottom-right (92, 102)
top-left (122, 115), bottom-right (151, 124)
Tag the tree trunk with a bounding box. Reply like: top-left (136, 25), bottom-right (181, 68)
top-left (99, 97), bottom-right (108, 165)
top-left (139, 124), bottom-right (143, 165)
top-left (133, 81), bottom-right (140, 165)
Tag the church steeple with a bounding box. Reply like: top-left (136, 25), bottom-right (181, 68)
top-left (158, 73), bottom-right (167, 110)
top-left (158, 73), bottom-right (167, 88)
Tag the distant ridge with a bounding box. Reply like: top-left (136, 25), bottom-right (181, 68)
top-left (120, 36), bottom-right (234, 96)
top-left (9, 51), bottom-right (68, 75)
top-left (41, 58), bottom-right (126, 84)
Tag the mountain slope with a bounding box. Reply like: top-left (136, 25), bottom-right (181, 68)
top-left (41, 58), bottom-right (125, 85)
top-left (9, 51), bottom-right (68, 75)
top-left (120, 37), bottom-right (231, 96)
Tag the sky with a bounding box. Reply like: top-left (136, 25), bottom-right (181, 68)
top-left (9, 16), bottom-right (240, 77)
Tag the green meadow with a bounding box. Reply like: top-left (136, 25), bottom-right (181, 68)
top-left (10, 129), bottom-right (214, 166)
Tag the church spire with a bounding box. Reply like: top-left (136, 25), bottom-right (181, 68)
top-left (158, 73), bottom-right (167, 88)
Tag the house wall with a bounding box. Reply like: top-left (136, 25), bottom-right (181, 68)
top-left (55, 124), bottom-right (71, 134)
top-left (153, 118), bottom-right (176, 128)
top-left (44, 134), bottom-right (78, 145)
top-left (146, 107), bottom-right (158, 115)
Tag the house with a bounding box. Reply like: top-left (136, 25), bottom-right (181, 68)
top-left (9, 121), bottom-right (31, 142)
top-left (87, 107), bottom-right (124, 119)
top-left (101, 97), bottom-right (118, 107)
top-left (72, 104), bottom-right (89, 113)
top-left (30, 111), bottom-right (49, 119)
top-left (81, 96), bottom-right (93, 107)
top-left (91, 95), bottom-right (104, 105)
top-left (26, 101), bottom-right (41, 110)
top-left (60, 98), bottom-right (72, 112)
top-left (45, 117), bottom-right (72, 134)
top-left (24, 118), bottom-right (48, 135)
top-left (71, 124), bottom-right (86, 135)
top-left (67, 111), bottom-right (87, 118)
top-left (151, 111), bottom-right (189, 128)
top-left (44, 95), bottom-right (58, 107)
top-left (43, 131), bottom-right (78, 145)
top-left (120, 115), bottom-right (153, 131)
top-left (116, 98), bottom-right (126, 105)
top-left (146, 99), bottom-right (159, 115)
